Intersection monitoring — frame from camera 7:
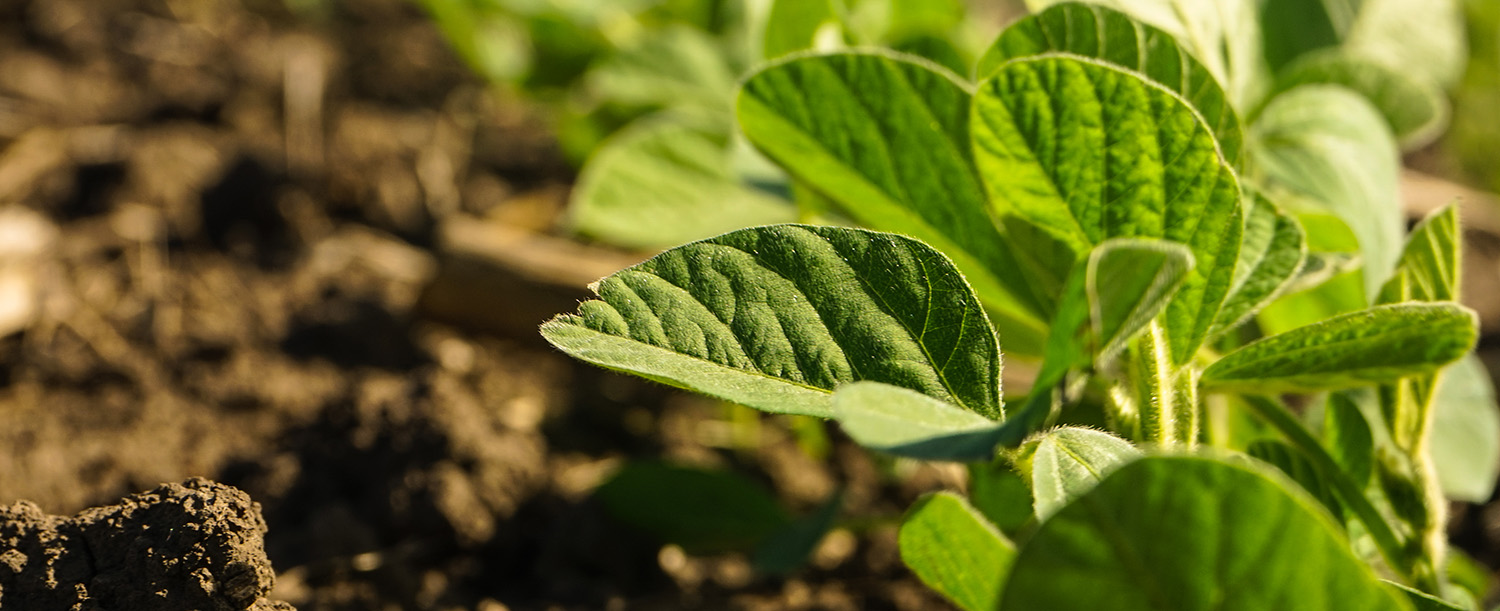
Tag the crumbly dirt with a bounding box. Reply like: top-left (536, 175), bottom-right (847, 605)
top-left (0, 0), bottom-right (956, 609)
top-left (0, 478), bottom-right (292, 611)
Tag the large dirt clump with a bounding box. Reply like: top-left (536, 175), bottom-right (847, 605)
top-left (0, 478), bottom-right (294, 611)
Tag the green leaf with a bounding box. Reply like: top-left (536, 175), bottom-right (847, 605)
top-left (977, 2), bottom-right (1244, 165)
top-left (1022, 0), bottom-right (1269, 109)
top-left (1201, 303), bottom-right (1478, 393)
top-left (752, 490), bottom-right (844, 574)
top-left (762, 0), bottom-right (843, 60)
top-left (1345, 0), bottom-right (1467, 90)
top-left (1248, 439), bottom-right (1341, 517)
top-left (1028, 427), bottom-right (1140, 519)
top-left (973, 55), bottom-right (1243, 364)
top-left (1324, 392), bottom-right (1375, 487)
top-left (588, 24), bottom-right (737, 112)
top-left (1210, 193), bottom-right (1307, 338)
top-left (832, 382), bottom-right (1004, 461)
top-left (968, 461), bottom-right (1035, 535)
top-left (890, 34), bottom-right (969, 76)
top-left (998, 456), bottom-right (1413, 611)
top-left (542, 224), bottom-right (1002, 419)
top-left (1275, 50), bottom-right (1449, 150)
top-left (736, 51), bottom-right (1050, 355)
top-left (1430, 354), bottom-right (1500, 503)
top-left (1378, 205), bottom-right (1461, 305)
top-left (595, 462), bottom-right (791, 553)
top-left (1088, 239), bottom-right (1194, 366)
top-left (900, 491), bottom-right (1016, 611)
top-left (1387, 582), bottom-right (1466, 611)
top-left (568, 118), bottom-right (796, 249)
top-left (1250, 84), bottom-right (1402, 299)
top-left (1256, 0), bottom-right (1355, 71)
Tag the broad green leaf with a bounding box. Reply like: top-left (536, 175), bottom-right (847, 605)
top-left (1089, 239), bottom-right (1194, 365)
top-left (1028, 427), bottom-right (1140, 519)
top-left (1210, 194), bottom-right (1306, 338)
top-left (1275, 50), bottom-right (1449, 150)
top-left (1378, 205), bottom-right (1460, 305)
top-left (542, 224), bottom-right (1002, 419)
top-left (1248, 439), bottom-right (1341, 517)
top-left (588, 24), bottom-right (736, 112)
top-left (1256, 0), bottom-right (1355, 71)
top-left (762, 0), bottom-right (843, 60)
top-left (890, 34), bottom-right (968, 76)
top-left (1324, 392), bottom-right (1375, 487)
top-left (900, 491), bottom-right (1016, 611)
top-left (1430, 354), bottom-right (1500, 502)
top-left (737, 51), bottom-right (1050, 354)
top-left (568, 118), bottom-right (795, 249)
top-left (595, 462), bottom-right (791, 553)
top-left (752, 490), bottom-right (843, 574)
top-left (1250, 84), bottom-right (1402, 299)
top-left (832, 382), bottom-right (1004, 461)
top-left (1345, 0), bottom-right (1467, 90)
top-left (1022, 0), bottom-right (1268, 109)
top-left (999, 456), bottom-right (1413, 611)
top-left (968, 461), bottom-right (1035, 535)
top-left (973, 55), bottom-right (1243, 364)
top-left (1201, 303), bottom-right (1478, 393)
top-left (976, 2), bottom-right (1243, 164)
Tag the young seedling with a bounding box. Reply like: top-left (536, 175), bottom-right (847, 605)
top-left (543, 2), bottom-right (1495, 609)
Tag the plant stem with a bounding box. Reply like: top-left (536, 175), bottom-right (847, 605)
top-left (1132, 321), bottom-right (1177, 446)
top-left (1240, 395), bottom-right (1413, 585)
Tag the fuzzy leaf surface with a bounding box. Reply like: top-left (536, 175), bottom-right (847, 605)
top-left (900, 492), bottom-right (1015, 611)
top-left (1211, 194), bottom-right (1306, 338)
top-left (737, 51), bottom-right (1049, 353)
top-left (973, 55), bottom-right (1242, 364)
top-left (568, 118), bottom-right (795, 249)
top-left (542, 224), bottom-right (1001, 419)
top-left (1201, 303), bottom-right (1478, 393)
top-left (977, 2), bottom-right (1242, 164)
top-left (999, 456), bottom-right (1413, 611)
top-left (832, 382), bottom-right (1003, 461)
top-left (1029, 427), bottom-right (1140, 519)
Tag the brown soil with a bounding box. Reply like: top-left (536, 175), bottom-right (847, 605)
top-left (0, 0), bottom-right (954, 609)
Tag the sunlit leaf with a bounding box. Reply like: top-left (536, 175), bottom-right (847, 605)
top-left (1201, 303), bottom-right (1478, 393)
top-left (978, 1), bottom-right (1243, 164)
top-left (973, 55), bottom-right (1242, 364)
top-left (738, 51), bottom-right (1050, 354)
top-left (543, 225), bottom-right (1001, 418)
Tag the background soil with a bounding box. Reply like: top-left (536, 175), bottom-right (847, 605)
top-left (0, 0), bottom-right (959, 609)
top-left (4, 1), bottom-right (1500, 610)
